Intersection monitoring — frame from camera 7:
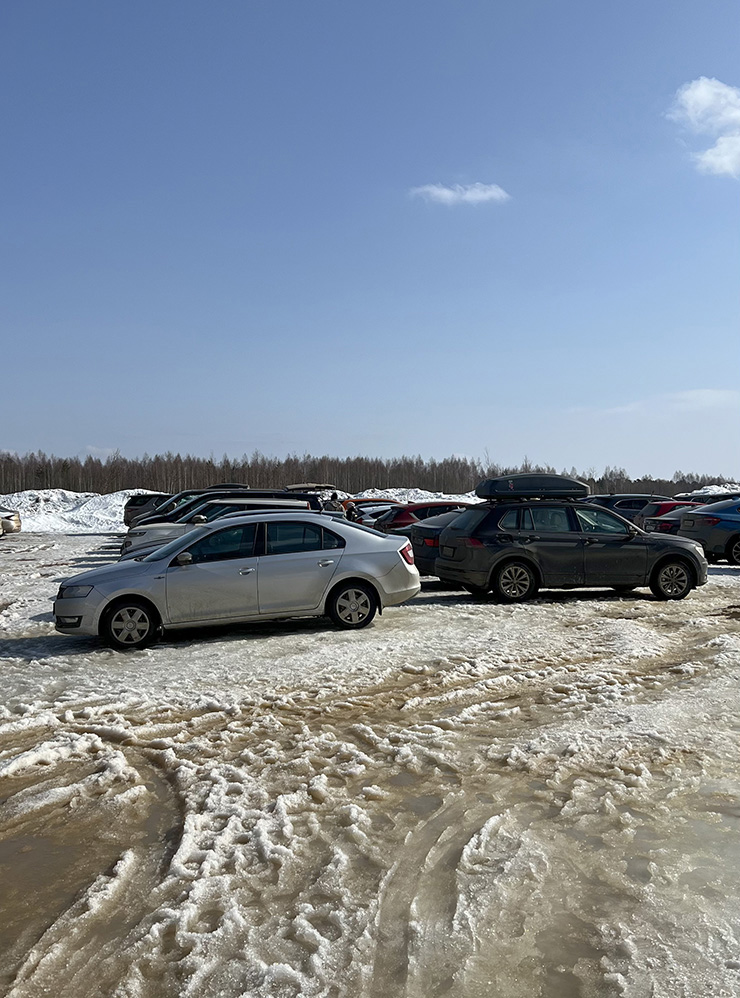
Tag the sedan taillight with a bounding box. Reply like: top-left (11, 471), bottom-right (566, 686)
top-left (400, 542), bottom-right (414, 565)
top-left (422, 537), bottom-right (439, 547)
top-left (697, 516), bottom-right (721, 526)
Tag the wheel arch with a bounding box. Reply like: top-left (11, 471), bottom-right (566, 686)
top-left (488, 554), bottom-right (542, 590)
top-left (98, 593), bottom-right (163, 636)
top-left (649, 553), bottom-right (697, 588)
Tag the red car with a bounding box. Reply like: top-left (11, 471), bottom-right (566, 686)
top-left (633, 500), bottom-right (703, 530)
top-left (373, 501), bottom-right (478, 536)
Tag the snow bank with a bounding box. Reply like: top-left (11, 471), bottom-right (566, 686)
top-left (0, 489), bottom-right (148, 533)
top-left (0, 487), bottom-right (477, 533)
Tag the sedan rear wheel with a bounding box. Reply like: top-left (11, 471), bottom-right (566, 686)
top-left (102, 599), bottom-right (159, 650)
top-left (328, 583), bottom-right (377, 629)
top-left (492, 561), bottom-right (538, 603)
top-left (726, 536), bottom-right (740, 566)
top-left (649, 560), bottom-right (693, 600)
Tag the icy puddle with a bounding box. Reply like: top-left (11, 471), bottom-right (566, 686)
top-left (2, 534), bottom-right (740, 996)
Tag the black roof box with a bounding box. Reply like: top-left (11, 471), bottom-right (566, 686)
top-left (475, 474), bottom-right (590, 500)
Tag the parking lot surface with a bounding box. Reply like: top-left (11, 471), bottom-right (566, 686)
top-left (2, 532), bottom-right (740, 997)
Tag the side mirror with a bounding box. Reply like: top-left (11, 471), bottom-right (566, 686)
top-left (627, 525), bottom-right (639, 537)
top-left (175, 551), bottom-right (193, 566)
top-left (191, 515), bottom-right (207, 524)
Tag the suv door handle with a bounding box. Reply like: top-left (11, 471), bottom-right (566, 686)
top-left (523, 535), bottom-right (540, 543)
top-left (318, 559), bottom-right (335, 567)
top-left (239, 567), bottom-right (256, 575)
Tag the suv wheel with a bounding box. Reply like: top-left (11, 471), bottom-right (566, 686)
top-left (328, 583), bottom-right (377, 629)
top-left (649, 560), bottom-right (693, 600)
top-left (726, 536), bottom-right (740, 566)
top-left (101, 599), bottom-right (160, 650)
top-left (492, 561), bottom-right (538, 603)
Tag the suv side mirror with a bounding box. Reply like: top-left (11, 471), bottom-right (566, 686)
top-left (175, 551), bottom-right (193, 566)
top-left (627, 525), bottom-right (639, 537)
top-left (191, 514), bottom-right (207, 523)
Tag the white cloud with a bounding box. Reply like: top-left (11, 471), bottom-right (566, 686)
top-left (570, 389), bottom-right (739, 418)
top-left (84, 445), bottom-right (117, 458)
top-left (663, 388), bottom-right (740, 411)
top-left (668, 77), bottom-right (740, 177)
top-left (409, 182), bottom-right (511, 205)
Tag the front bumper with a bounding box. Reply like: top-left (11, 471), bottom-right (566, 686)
top-left (53, 594), bottom-right (104, 637)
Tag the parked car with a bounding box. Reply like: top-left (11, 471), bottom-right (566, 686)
top-left (642, 500), bottom-right (719, 537)
top-left (410, 509), bottom-right (469, 576)
top-left (582, 493), bottom-right (671, 522)
top-left (53, 513), bottom-right (420, 648)
top-left (123, 493), bottom-right (172, 527)
top-left (632, 500), bottom-right (702, 530)
top-left (132, 489), bottom-right (322, 527)
top-left (121, 497), bottom-right (315, 557)
top-left (677, 499), bottom-right (740, 565)
top-left (434, 474), bottom-right (707, 602)
top-left (129, 484), bottom-right (251, 526)
top-left (374, 501), bottom-right (478, 537)
top-left (0, 505), bottom-right (22, 533)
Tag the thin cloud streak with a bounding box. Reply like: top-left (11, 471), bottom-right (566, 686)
top-left (569, 389), bottom-right (740, 417)
top-left (668, 77), bottom-right (740, 177)
top-left (410, 182), bottom-right (511, 205)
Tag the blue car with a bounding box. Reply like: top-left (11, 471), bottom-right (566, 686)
top-left (677, 499), bottom-right (740, 564)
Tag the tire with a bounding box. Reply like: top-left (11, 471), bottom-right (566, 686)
top-left (649, 559), bottom-right (694, 601)
top-left (328, 582), bottom-right (377, 629)
top-left (492, 561), bottom-right (538, 603)
top-left (726, 537), bottom-right (740, 566)
top-left (101, 598), bottom-right (160, 650)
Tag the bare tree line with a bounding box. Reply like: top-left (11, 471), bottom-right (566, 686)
top-left (0, 449), bottom-right (735, 498)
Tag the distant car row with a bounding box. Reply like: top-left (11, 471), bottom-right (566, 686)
top-left (52, 476), bottom-right (737, 651)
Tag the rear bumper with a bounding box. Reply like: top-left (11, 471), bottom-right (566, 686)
top-left (434, 560), bottom-right (488, 587)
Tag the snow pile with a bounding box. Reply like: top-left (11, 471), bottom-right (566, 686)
top-left (0, 489), bottom-right (147, 533)
top-left (0, 487), bottom-right (478, 534)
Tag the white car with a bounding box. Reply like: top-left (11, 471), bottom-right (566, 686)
top-left (120, 497), bottom-right (313, 557)
top-left (0, 506), bottom-right (21, 533)
top-left (54, 512), bottom-right (420, 649)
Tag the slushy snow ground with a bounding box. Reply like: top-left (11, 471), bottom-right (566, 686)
top-left (2, 489), bottom-right (740, 998)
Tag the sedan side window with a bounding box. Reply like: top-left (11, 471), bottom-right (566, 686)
top-left (322, 529), bottom-right (346, 550)
top-left (266, 522), bottom-right (323, 555)
top-left (186, 524), bottom-right (257, 563)
top-left (575, 508), bottom-right (629, 534)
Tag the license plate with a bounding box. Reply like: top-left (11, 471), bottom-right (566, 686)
top-left (645, 523), bottom-right (655, 531)
top-left (441, 546), bottom-right (455, 558)
top-left (683, 519), bottom-right (694, 527)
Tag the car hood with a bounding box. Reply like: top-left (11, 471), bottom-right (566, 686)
top-left (62, 559), bottom-right (159, 588)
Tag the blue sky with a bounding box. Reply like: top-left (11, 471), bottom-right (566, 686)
top-left (2, 1), bottom-right (738, 479)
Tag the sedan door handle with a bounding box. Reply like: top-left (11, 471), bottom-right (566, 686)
top-left (318, 559), bottom-right (335, 567)
top-left (239, 567), bottom-right (256, 575)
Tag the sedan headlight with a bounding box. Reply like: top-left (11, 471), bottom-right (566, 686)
top-left (59, 585), bottom-right (94, 599)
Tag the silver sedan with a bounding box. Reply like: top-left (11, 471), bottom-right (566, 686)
top-left (53, 513), bottom-right (420, 649)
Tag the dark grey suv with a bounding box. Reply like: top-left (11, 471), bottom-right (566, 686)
top-left (434, 475), bottom-right (707, 602)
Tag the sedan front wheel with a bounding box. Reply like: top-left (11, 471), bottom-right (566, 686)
top-left (101, 599), bottom-right (160, 649)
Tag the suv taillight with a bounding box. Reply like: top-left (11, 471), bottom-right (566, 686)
top-left (698, 516), bottom-right (721, 526)
top-left (464, 537), bottom-right (485, 547)
top-left (400, 542), bottom-right (414, 565)
top-left (423, 537), bottom-right (439, 547)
